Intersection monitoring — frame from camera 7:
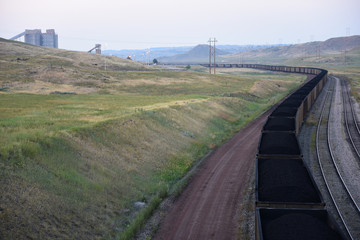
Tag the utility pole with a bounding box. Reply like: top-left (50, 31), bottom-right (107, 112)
top-left (208, 38), bottom-right (212, 74)
top-left (214, 38), bottom-right (217, 74)
top-left (208, 38), bottom-right (217, 74)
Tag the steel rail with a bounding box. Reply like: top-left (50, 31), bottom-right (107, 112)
top-left (328, 78), bottom-right (360, 213)
top-left (340, 77), bottom-right (360, 160)
top-left (316, 77), bottom-right (354, 240)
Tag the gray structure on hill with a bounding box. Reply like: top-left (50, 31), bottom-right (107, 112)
top-left (40, 29), bottom-right (58, 48)
top-left (10, 29), bottom-right (58, 48)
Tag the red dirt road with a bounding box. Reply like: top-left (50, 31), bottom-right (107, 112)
top-left (154, 112), bottom-right (271, 240)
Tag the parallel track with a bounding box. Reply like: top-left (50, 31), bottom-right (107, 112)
top-left (340, 77), bottom-right (360, 161)
top-left (316, 77), bottom-right (360, 240)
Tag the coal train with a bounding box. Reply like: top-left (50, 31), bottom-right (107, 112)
top-left (202, 64), bottom-right (349, 240)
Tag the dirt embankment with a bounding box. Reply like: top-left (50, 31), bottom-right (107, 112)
top-left (154, 110), bottom-right (270, 240)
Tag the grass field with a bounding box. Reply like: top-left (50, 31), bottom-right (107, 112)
top-left (0, 39), bottom-right (309, 239)
top-left (0, 71), bottom-right (305, 240)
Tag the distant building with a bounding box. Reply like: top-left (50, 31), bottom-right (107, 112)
top-left (11, 29), bottom-right (59, 48)
top-left (41, 29), bottom-right (58, 48)
top-left (88, 44), bottom-right (101, 54)
top-left (24, 29), bottom-right (42, 46)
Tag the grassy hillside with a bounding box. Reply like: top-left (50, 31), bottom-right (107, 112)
top-left (221, 35), bottom-right (360, 64)
top-left (219, 36), bottom-right (360, 103)
top-left (0, 38), bottom-right (149, 94)
top-left (283, 46), bottom-right (360, 102)
top-left (0, 39), bottom-right (307, 239)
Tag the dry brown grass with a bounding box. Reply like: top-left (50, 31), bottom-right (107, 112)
top-left (10, 80), bottom-right (97, 94)
top-left (0, 38), bottom-right (150, 95)
top-left (249, 79), bottom-right (299, 97)
top-left (0, 39), bottom-right (148, 70)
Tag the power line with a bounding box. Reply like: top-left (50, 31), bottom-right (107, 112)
top-left (208, 38), bottom-right (217, 74)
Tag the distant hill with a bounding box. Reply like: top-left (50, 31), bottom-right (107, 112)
top-left (103, 44), bottom-right (277, 63)
top-left (0, 37), bottom-right (150, 94)
top-left (181, 44), bottom-right (229, 57)
top-left (216, 44), bottom-right (281, 53)
top-left (158, 44), bottom-right (230, 64)
top-left (318, 35), bottom-right (360, 53)
top-left (0, 38), bottom-right (148, 71)
top-left (222, 35), bottom-right (360, 63)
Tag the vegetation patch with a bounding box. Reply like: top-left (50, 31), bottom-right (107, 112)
top-left (0, 91), bottom-right (299, 239)
top-left (0, 38), bottom-right (310, 240)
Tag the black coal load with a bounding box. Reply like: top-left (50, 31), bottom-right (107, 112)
top-left (263, 117), bottom-right (295, 132)
top-left (257, 208), bottom-right (347, 240)
top-left (289, 93), bottom-right (307, 100)
top-left (280, 98), bottom-right (303, 108)
top-left (299, 85), bottom-right (313, 91)
top-left (294, 88), bottom-right (311, 95)
top-left (270, 106), bottom-right (297, 118)
top-left (258, 132), bottom-right (301, 157)
top-left (257, 158), bottom-right (322, 204)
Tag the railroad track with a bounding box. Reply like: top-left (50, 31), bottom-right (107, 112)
top-left (197, 64), bottom-right (349, 239)
top-left (316, 76), bottom-right (360, 240)
top-left (340, 77), bottom-right (360, 161)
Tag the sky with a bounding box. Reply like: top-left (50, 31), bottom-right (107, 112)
top-left (0, 0), bottom-right (359, 51)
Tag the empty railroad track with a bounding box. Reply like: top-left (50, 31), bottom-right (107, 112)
top-left (316, 76), bottom-right (360, 240)
top-left (340, 77), bottom-right (360, 161)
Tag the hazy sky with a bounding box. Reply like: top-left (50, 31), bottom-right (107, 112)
top-left (0, 0), bottom-right (359, 51)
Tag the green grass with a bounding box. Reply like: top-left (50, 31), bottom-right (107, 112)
top-left (0, 44), bottom-right (309, 240)
top-left (0, 93), bottom-right (206, 162)
top-left (116, 185), bottom-right (167, 240)
top-left (0, 88), bottom-right (299, 239)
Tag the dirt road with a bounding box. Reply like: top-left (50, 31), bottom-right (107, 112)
top-left (154, 111), bottom-right (271, 240)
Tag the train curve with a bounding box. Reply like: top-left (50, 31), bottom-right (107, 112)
top-left (201, 64), bottom-right (351, 240)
